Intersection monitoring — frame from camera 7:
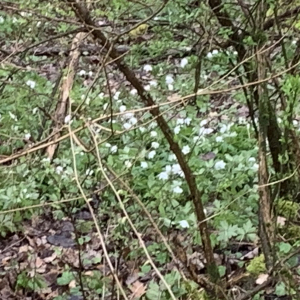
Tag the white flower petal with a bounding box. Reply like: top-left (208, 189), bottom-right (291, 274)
top-left (173, 186), bottom-right (183, 194)
top-left (151, 142), bottom-right (159, 149)
top-left (150, 131), bottom-right (158, 137)
top-left (113, 91), bottom-right (121, 100)
top-left (184, 117), bottom-right (191, 125)
top-left (174, 126), bottom-right (181, 134)
top-left (143, 64), bottom-right (152, 72)
top-left (26, 80), bottom-right (36, 89)
top-left (141, 162), bottom-right (148, 169)
top-left (129, 117), bottom-right (137, 125)
top-left (56, 166), bottom-right (63, 174)
top-left (177, 118), bottom-right (184, 125)
top-left (119, 105), bottom-right (126, 112)
top-left (158, 171), bottom-right (169, 180)
top-left (123, 123), bottom-right (132, 130)
top-left (214, 160), bottom-right (226, 170)
top-left (179, 220), bottom-right (189, 228)
top-left (111, 145), bottom-right (118, 153)
top-left (165, 74), bottom-right (174, 84)
top-left (168, 84), bottom-right (174, 91)
top-left (182, 145), bottom-right (190, 155)
top-left (130, 89), bottom-right (137, 95)
top-left (148, 150), bottom-right (156, 159)
top-left (180, 58), bottom-right (188, 68)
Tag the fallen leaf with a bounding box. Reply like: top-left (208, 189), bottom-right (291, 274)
top-left (129, 281), bottom-right (146, 299)
top-left (277, 216), bottom-right (286, 227)
top-left (256, 273), bottom-right (269, 285)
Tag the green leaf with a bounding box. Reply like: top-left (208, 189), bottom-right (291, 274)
top-left (57, 271), bottom-right (74, 286)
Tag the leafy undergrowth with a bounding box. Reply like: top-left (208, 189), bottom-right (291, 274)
top-left (2, 0), bottom-right (300, 299)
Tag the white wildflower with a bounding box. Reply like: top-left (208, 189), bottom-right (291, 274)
top-left (179, 220), bottom-right (189, 228)
top-left (292, 40), bottom-right (297, 45)
top-left (124, 161), bottom-right (132, 168)
top-left (143, 64), bottom-right (152, 72)
top-left (252, 163), bottom-right (259, 171)
top-left (149, 80), bottom-right (157, 87)
top-left (220, 123), bottom-right (232, 133)
top-left (169, 154), bottom-right (176, 161)
top-left (249, 157), bottom-right (256, 163)
top-left (148, 150), bottom-right (156, 159)
top-left (144, 85), bottom-right (151, 91)
top-left (88, 71), bottom-right (93, 77)
top-left (141, 162), bottom-right (148, 169)
top-left (105, 143), bottom-right (111, 148)
top-left (293, 120), bottom-right (298, 126)
top-left (158, 171), bottom-right (169, 180)
top-left (216, 136), bottom-right (223, 142)
top-left (26, 80), bottom-right (36, 89)
top-left (119, 105), bottom-right (126, 112)
top-left (214, 160), bottom-right (226, 170)
top-left (206, 52), bottom-right (213, 59)
top-left (165, 165), bottom-right (172, 173)
top-left (139, 127), bottom-right (146, 133)
top-left (172, 164), bottom-right (184, 177)
top-left (113, 91), bottom-right (121, 100)
top-left (212, 49), bottom-right (219, 55)
top-left (174, 126), bottom-right (181, 134)
top-left (151, 142), bottom-right (159, 149)
top-left (165, 74), bottom-right (174, 84)
top-left (123, 122), bottom-right (132, 130)
top-left (182, 145), bottom-right (190, 155)
top-left (173, 186), bottom-right (183, 194)
top-left (168, 84), bottom-right (174, 91)
top-left (233, 51), bottom-right (238, 55)
top-left (111, 145), bottom-right (118, 153)
top-left (129, 117), bottom-right (137, 125)
top-left (184, 117), bottom-right (191, 125)
top-left (180, 57), bottom-right (188, 68)
top-left (24, 133), bottom-right (31, 140)
top-left (177, 118), bottom-right (184, 125)
top-left (78, 70), bottom-right (86, 76)
top-left (199, 127), bottom-right (213, 135)
top-left (130, 89), bottom-right (137, 95)
top-left (56, 166), bottom-right (63, 174)
top-left (150, 131), bottom-right (158, 137)
top-left (122, 112), bottom-right (134, 120)
top-left (200, 119), bottom-right (208, 127)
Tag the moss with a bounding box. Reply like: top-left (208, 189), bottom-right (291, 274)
top-left (279, 224), bottom-right (300, 241)
top-left (276, 200), bottom-right (300, 220)
top-left (246, 254), bottom-right (266, 276)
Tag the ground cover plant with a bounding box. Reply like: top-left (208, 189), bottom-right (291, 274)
top-left (1, 0), bottom-right (300, 299)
